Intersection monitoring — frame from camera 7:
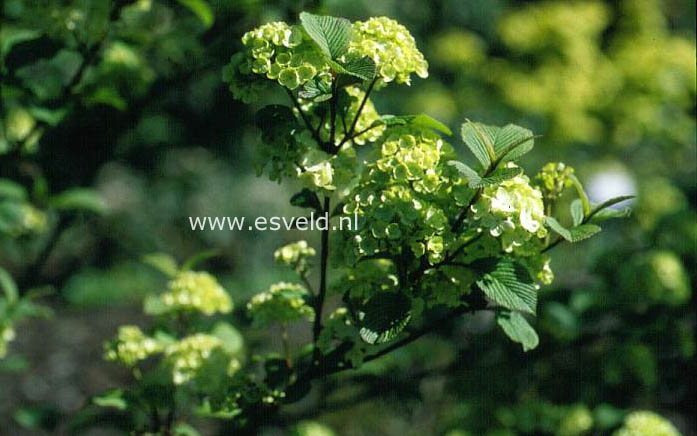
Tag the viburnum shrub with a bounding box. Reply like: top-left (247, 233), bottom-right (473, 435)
top-left (96, 13), bottom-right (630, 433)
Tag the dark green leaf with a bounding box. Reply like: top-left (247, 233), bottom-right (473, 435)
top-left (290, 188), bottom-right (322, 212)
top-left (497, 311), bottom-right (539, 351)
top-left (447, 161), bottom-right (521, 188)
top-left (50, 188), bottom-right (106, 214)
top-left (570, 199), bottom-right (584, 226)
top-left (176, 0), bottom-right (214, 28)
top-left (358, 292), bottom-right (411, 344)
top-left (299, 12), bottom-right (352, 59)
top-left (475, 258), bottom-right (537, 314)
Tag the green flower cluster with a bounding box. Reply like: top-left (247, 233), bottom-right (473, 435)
top-left (619, 250), bottom-right (691, 306)
top-left (349, 17), bottom-right (428, 85)
top-left (223, 21), bottom-right (330, 103)
top-left (557, 405), bottom-right (594, 436)
top-left (164, 333), bottom-right (223, 385)
top-left (274, 240), bottom-right (316, 273)
top-left (337, 126), bottom-right (458, 266)
top-left (535, 162), bottom-right (575, 200)
top-left (471, 169), bottom-right (548, 255)
top-left (158, 271), bottom-right (232, 316)
top-left (247, 282), bottom-right (314, 327)
top-left (103, 325), bottom-right (162, 367)
top-left (613, 411), bottom-right (682, 436)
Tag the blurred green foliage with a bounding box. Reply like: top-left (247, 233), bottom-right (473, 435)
top-left (0, 0), bottom-right (695, 435)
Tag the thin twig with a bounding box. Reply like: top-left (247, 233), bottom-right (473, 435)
top-left (312, 196), bottom-right (331, 362)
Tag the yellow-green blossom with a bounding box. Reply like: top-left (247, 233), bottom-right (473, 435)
top-left (165, 333), bottom-right (223, 385)
top-left (349, 17), bottom-right (428, 85)
top-left (472, 169), bottom-right (547, 253)
top-left (247, 282), bottom-right (314, 327)
top-left (274, 240), bottom-right (316, 274)
top-left (613, 411), bottom-right (682, 436)
top-left (159, 271), bottom-right (232, 315)
top-left (535, 162), bottom-right (575, 200)
top-left (104, 325), bottom-right (162, 367)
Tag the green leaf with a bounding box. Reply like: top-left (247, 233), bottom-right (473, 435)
top-left (0, 27), bottom-right (41, 58)
top-left (589, 195), bottom-right (634, 219)
top-left (142, 253), bottom-right (179, 277)
top-left (290, 188), bottom-right (322, 213)
top-left (568, 174), bottom-right (591, 216)
top-left (0, 179), bottom-right (28, 201)
top-left (475, 258), bottom-right (537, 315)
top-left (447, 161), bottom-right (522, 188)
top-left (255, 105), bottom-right (297, 143)
top-left (298, 78), bottom-right (332, 101)
top-left (176, 0), bottom-right (214, 28)
top-left (570, 199), bottom-right (584, 227)
top-left (182, 249), bottom-right (221, 271)
top-left (0, 266), bottom-right (19, 303)
top-left (461, 121), bottom-right (535, 169)
top-left (546, 217), bottom-right (601, 242)
top-left (497, 311), bottom-right (539, 351)
top-left (461, 121), bottom-right (494, 168)
top-left (173, 423), bottom-right (202, 436)
top-left (381, 114), bottom-right (452, 136)
top-left (92, 389), bottom-right (128, 410)
top-left (143, 294), bottom-right (168, 315)
top-left (50, 188), bottom-right (106, 214)
top-left (358, 292), bottom-right (412, 344)
top-left (210, 322), bottom-right (243, 355)
top-left (590, 207), bottom-right (632, 221)
top-left (491, 124), bottom-right (535, 163)
top-left (299, 12), bottom-right (352, 60)
top-left (336, 56), bottom-right (376, 81)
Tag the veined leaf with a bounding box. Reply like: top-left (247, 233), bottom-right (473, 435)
top-left (590, 207), bottom-right (632, 221)
top-left (546, 217), bottom-right (601, 242)
top-left (497, 311), bottom-right (539, 352)
top-left (381, 114), bottom-right (452, 136)
top-left (448, 161), bottom-right (521, 188)
top-left (492, 124), bottom-right (535, 163)
top-left (330, 56), bottom-right (376, 81)
top-left (461, 121), bottom-right (494, 168)
top-left (176, 0), bottom-right (214, 29)
top-left (358, 292), bottom-right (411, 344)
top-left (570, 199), bottom-right (584, 227)
top-left (589, 195), bottom-right (634, 219)
top-left (475, 258), bottom-right (537, 315)
top-left (461, 121), bottom-right (535, 169)
top-left (299, 12), bottom-right (352, 59)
